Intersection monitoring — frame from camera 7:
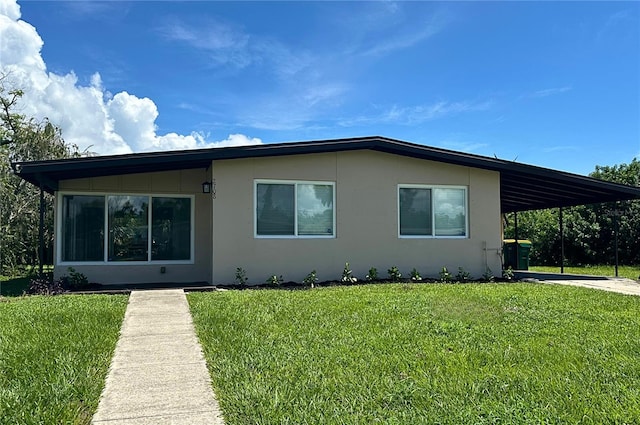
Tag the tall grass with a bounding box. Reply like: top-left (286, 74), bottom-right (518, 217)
top-left (189, 284), bottom-right (640, 424)
top-left (0, 295), bottom-right (128, 424)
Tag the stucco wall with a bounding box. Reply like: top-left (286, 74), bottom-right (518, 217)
top-left (54, 169), bottom-right (212, 284)
top-left (212, 150), bottom-right (503, 284)
top-left (52, 150), bottom-right (503, 285)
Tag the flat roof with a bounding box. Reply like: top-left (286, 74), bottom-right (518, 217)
top-left (12, 136), bottom-right (640, 212)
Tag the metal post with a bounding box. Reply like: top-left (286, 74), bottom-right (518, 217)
top-left (514, 211), bottom-right (519, 269)
top-left (38, 183), bottom-right (45, 278)
top-left (559, 207), bottom-right (564, 274)
top-left (614, 213), bottom-right (619, 277)
top-left (0, 197), bottom-right (3, 276)
top-left (604, 207), bottom-right (623, 278)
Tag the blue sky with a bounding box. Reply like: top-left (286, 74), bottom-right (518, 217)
top-left (3, 1), bottom-right (639, 175)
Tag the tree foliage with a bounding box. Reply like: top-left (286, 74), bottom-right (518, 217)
top-left (0, 75), bottom-right (80, 274)
top-left (504, 159), bottom-right (640, 266)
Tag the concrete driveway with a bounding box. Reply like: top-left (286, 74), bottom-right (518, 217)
top-left (515, 271), bottom-right (640, 296)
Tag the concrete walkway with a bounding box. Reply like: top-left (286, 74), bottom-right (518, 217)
top-left (92, 289), bottom-right (225, 425)
top-left (516, 271), bottom-right (640, 296)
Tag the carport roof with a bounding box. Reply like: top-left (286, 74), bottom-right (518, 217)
top-left (12, 136), bottom-right (640, 213)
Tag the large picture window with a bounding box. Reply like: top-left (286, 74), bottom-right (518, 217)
top-left (152, 197), bottom-right (191, 261)
top-left (108, 195), bottom-right (149, 262)
top-left (59, 193), bottom-right (193, 263)
top-left (256, 181), bottom-right (335, 237)
top-left (61, 195), bottom-right (105, 262)
top-left (399, 186), bottom-right (467, 237)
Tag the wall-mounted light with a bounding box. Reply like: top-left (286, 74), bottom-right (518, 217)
top-left (202, 180), bottom-right (216, 198)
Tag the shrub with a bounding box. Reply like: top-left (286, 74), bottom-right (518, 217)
top-left (235, 267), bottom-right (248, 286)
top-left (366, 267), bottom-right (378, 282)
top-left (388, 266), bottom-right (402, 282)
top-left (502, 267), bottom-right (515, 281)
top-left (439, 267), bottom-right (452, 283)
top-left (455, 267), bottom-right (471, 283)
top-left (409, 268), bottom-right (422, 282)
top-left (62, 267), bottom-right (90, 290)
top-left (482, 267), bottom-right (495, 282)
top-left (303, 270), bottom-right (318, 287)
top-left (26, 277), bottom-right (64, 295)
top-left (265, 275), bottom-right (284, 286)
top-left (341, 263), bottom-right (357, 284)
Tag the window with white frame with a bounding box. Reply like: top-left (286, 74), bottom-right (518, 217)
top-left (255, 181), bottom-right (335, 237)
top-left (59, 193), bottom-right (193, 263)
top-left (398, 186), bottom-right (467, 237)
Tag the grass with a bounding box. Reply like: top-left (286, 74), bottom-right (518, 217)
top-left (0, 294), bottom-right (128, 424)
top-left (530, 264), bottom-right (640, 281)
top-left (0, 275), bottom-right (31, 296)
top-left (189, 283), bottom-right (640, 424)
top-left (0, 265), bottom-right (56, 296)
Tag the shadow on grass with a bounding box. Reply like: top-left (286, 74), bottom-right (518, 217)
top-left (0, 277), bottom-right (30, 297)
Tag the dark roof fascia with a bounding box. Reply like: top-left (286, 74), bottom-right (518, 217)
top-left (11, 136), bottom-right (379, 189)
top-left (11, 136), bottom-right (640, 212)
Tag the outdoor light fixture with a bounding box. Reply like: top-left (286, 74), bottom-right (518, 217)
top-left (202, 181), bottom-right (212, 193)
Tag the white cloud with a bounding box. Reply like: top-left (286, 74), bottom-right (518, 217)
top-left (0, 0), bottom-right (19, 20)
top-left (339, 100), bottom-right (492, 127)
top-left (0, 0), bottom-right (261, 155)
top-left (157, 15), bottom-right (350, 128)
top-left (158, 18), bottom-right (252, 68)
top-left (438, 140), bottom-right (489, 153)
top-left (359, 14), bottom-right (446, 57)
top-left (333, 3), bottom-right (450, 58)
top-left (530, 86), bottom-right (572, 98)
top-left (542, 145), bottom-right (579, 153)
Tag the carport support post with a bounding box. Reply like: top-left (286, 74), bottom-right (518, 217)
top-left (614, 213), bottom-right (619, 277)
top-left (38, 182), bottom-right (44, 278)
top-left (559, 207), bottom-right (564, 274)
top-left (514, 211), bottom-right (519, 269)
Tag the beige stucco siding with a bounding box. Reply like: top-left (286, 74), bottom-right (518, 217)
top-left (53, 150), bottom-right (502, 285)
top-left (54, 169), bottom-right (212, 284)
top-left (212, 150), bottom-right (502, 284)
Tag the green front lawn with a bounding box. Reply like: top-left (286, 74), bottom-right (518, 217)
top-left (0, 295), bottom-right (128, 424)
top-left (530, 265), bottom-right (640, 281)
top-left (189, 284), bottom-right (640, 424)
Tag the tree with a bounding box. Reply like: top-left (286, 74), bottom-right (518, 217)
top-left (504, 159), bottom-right (640, 266)
top-left (0, 75), bottom-right (80, 274)
top-left (589, 160), bottom-right (640, 265)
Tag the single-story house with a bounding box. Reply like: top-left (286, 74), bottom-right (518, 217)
top-left (12, 136), bottom-right (640, 285)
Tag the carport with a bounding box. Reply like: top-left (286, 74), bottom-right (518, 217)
top-left (497, 162), bottom-right (640, 275)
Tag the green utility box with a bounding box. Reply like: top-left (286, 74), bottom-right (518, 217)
top-left (503, 239), bottom-right (532, 270)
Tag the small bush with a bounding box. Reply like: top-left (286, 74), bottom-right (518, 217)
top-left (388, 266), bottom-right (402, 282)
top-left (303, 270), bottom-right (318, 287)
top-left (482, 267), bottom-right (495, 282)
top-left (439, 267), bottom-right (452, 283)
top-left (235, 267), bottom-right (248, 286)
top-left (409, 268), bottom-right (422, 282)
top-left (502, 267), bottom-right (515, 281)
top-left (265, 275), bottom-right (284, 286)
top-left (62, 267), bottom-right (90, 290)
top-left (26, 277), bottom-right (64, 295)
top-left (455, 267), bottom-right (471, 283)
top-left (341, 263), bottom-right (357, 284)
top-left (366, 267), bottom-right (378, 282)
